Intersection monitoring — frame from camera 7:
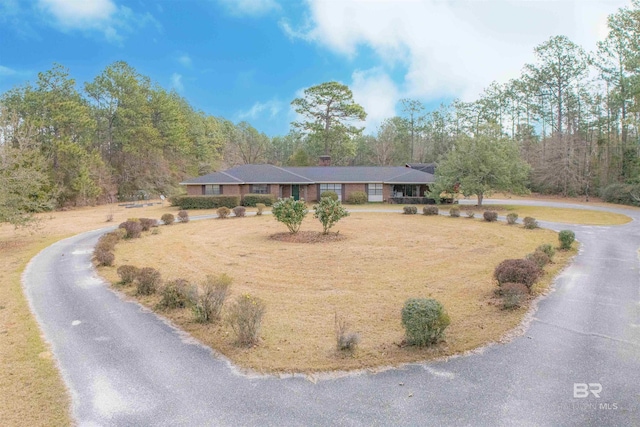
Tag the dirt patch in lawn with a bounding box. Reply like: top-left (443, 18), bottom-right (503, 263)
top-left (270, 231), bottom-right (347, 244)
top-left (99, 212), bottom-right (575, 374)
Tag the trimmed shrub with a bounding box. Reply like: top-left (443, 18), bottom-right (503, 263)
top-left (94, 248), bottom-right (115, 266)
top-left (526, 249), bottom-right (551, 268)
top-left (313, 197), bottom-right (349, 234)
top-left (96, 233), bottom-right (120, 252)
top-left (157, 279), bottom-right (191, 310)
top-left (217, 206), bottom-right (231, 219)
top-left (161, 213), bottom-right (175, 225)
top-left (537, 243), bottom-right (556, 260)
top-left (500, 282), bottom-right (529, 309)
top-left (233, 206), bottom-right (246, 217)
top-left (118, 220), bottom-right (142, 239)
top-left (177, 210), bottom-right (189, 223)
top-left (170, 195), bottom-right (240, 210)
top-left (559, 230), bottom-right (575, 250)
top-left (242, 193), bottom-right (275, 207)
top-left (272, 197), bottom-right (308, 233)
top-left (136, 267), bottom-right (161, 295)
top-left (494, 259), bottom-right (541, 288)
top-left (483, 211), bottom-right (498, 222)
top-left (346, 191), bottom-right (367, 205)
top-left (465, 210), bottom-right (475, 218)
top-left (506, 212), bottom-right (518, 225)
top-left (117, 265), bottom-right (139, 285)
top-left (255, 203), bottom-right (265, 216)
top-left (190, 274), bottom-right (232, 323)
top-left (523, 217), bottom-right (538, 229)
top-left (335, 313), bottom-right (359, 352)
top-left (320, 190), bottom-right (339, 201)
top-left (403, 206), bottom-right (418, 215)
top-left (423, 206), bottom-right (439, 216)
top-left (449, 207), bottom-right (460, 217)
top-left (227, 293), bottom-right (266, 346)
top-left (139, 218), bottom-right (157, 231)
top-left (401, 298), bottom-right (450, 346)
top-left (113, 228), bottom-right (127, 240)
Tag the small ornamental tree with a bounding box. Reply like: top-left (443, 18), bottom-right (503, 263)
top-left (313, 197), bottom-right (349, 234)
top-left (272, 197), bottom-right (308, 234)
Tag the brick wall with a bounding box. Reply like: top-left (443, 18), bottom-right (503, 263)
top-left (270, 184), bottom-right (281, 199)
top-left (383, 184), bottom-right (392, 202)
top-left (306, 184), bottom-right (318, 201)
top-left (222, 185), bottom-right (241, 196)
top-left (281, 185), bottom-right (291, 198)
top-left (343, 183), bottom-right (366, 202)
top-left (187, 185), bottom-right (202, 196)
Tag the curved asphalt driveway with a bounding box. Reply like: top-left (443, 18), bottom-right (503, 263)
top-left (23, 201), bottom-right (640, 426)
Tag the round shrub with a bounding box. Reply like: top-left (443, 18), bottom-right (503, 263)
top-left (139, 218), bottom-right (157, 231)
top-left (136, 267), bottom-right (161, 295)
top-left (161, 213), bottom-right (175, 225)
top-left (177, 210), bottom-right (189, 223)
top-left (217, 206), bottom-right (231, 219)
top-left (537, 243), bottom-right (555, 260)
top-left (465, 210), bottom-right (475, 218)
top-left (526, 249), bottom-right (551, 268)
top-left (233, 206), bottom-right (246, 217)
top-left (157, 278), bottom-right (191, 310)
top-left (483, 211), bottom-right (498, 222)
top-left (523, 217), bottom-right (538, 229)
top-left (423, 206), bottom-right (439, 216)
top-left (346, 191), bottom-right (367, 204)
top-left (403, 206), bottom-right (418, 215)
top-left (500, 283), bottom-right (530, 309)
top-left (94, 248), bottom-right (115, 266)
top-left (117, 265), bottom-right (139, 285)
top-left (449, 207), bottom-right (460, 217)
top-left (494, 259), bottom-right (542, 288)
top-left (506, 212), bottom-right (518, 225)
top-left (320, 190), bottom-right (339, 201)
top-left (118, 220), bottom-right (143, 239)
top-left (559, 230), bottom-right (575, 250)
top-left (401, 298), bottom-right (450, 346)
top-left (255, 203), bottom-right (265, 216)
top-left (96, 233), bottom-right (120, 252)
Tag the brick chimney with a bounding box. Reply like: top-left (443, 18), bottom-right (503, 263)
top-left (319, 155), bottom-right (331, 167)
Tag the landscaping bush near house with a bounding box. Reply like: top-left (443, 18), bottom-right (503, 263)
top-left (177, 210), bottom-right (189, 223)
top-left (335, 313), bottom-right (360, 352)
top-left (217, 206), bottom-right (231, 219)
top-left (139, 218), bottom-right (157, 231)
top-left (346, 191), bottom-right (367, 205)
top-left (94, 248), bottom-right (115, 266)
top-left (449, 207), bottom-right (460, 217)
top-left (320, 190), bottom-right (339, 201)
top-left (526, 249), bottom-right (551, 268)
top-left (136, 267), bottom-right (161, 295)
top-left (523, 217), bottom-right (538, 229)
top-left (272, 197), bottom-right (308, 233)
top-left (170, 195), bottom-right (240, 210)
top-left (494, 259), bottom-right (542, 288)
top-left (506, 212), bottom-right (518, 225)
top-left (423, 206), bottom-right (439, 216)
top-left (401, 298), bottom-right (450, 347)
top-left (117, 265), bottom-right (139, 285)
top-left (500, 282), bottom-right (529, 309)
top-left (537, 244), bottom-right (556, 260)
top-left (119, 220), bottom-right (143, 239)
top-left (483, 211), bottom-right (498, 222)
top-left (559, 230), bottom-right (575, 250)
top-left (157, 279), bottom-right (191, 310)
top-left (161, 213), bottom-right (175, 225)
top-left (227, 293), bottom-right (266, 347)
top-left (190, 274), bottom-right (232, 323)
top-left (465, 210), bottom-right (475, 218)
top-left (255, 203), bottom-right (265, 215)
top-left (403, 206), bottom-right (418, 215)
top-left (233, 206), bottom-right (246, 217)
top-left (242, 193), bottom-right (275, 207)
top-left (313, 197), bottom-right (349, 234)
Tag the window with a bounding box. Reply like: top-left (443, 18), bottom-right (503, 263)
top-left (320, 183), bottom-right (342, 200)
top-left (251, 184), bottom-right (269, 194)
top-left (368, 183), bottom-right (383, 196)
top-left (204, 185), bottom-right (221, 195)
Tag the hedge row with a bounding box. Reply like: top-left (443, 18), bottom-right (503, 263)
top-left (170, 195), bottom-right (240, 209)
top-left (242, 193), bottom-right (275, 207)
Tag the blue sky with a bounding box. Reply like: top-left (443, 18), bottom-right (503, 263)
top-left (0, 0), bottom-right (631, 137)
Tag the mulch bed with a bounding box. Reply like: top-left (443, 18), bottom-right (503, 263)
top-left (270, 231), bottom-right (347, 244)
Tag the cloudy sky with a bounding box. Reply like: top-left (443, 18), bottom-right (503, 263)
top-left (0, 0), bottom-right (631, 136)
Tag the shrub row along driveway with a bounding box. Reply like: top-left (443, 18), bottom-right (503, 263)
top-left (23, 201), bottom-right (640, 426)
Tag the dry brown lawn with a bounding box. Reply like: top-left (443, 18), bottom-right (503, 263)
top-left (100, 212), bottom-right (575, 373)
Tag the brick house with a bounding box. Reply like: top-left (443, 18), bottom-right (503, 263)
top-left (180, 162), bottom-right (436, 204)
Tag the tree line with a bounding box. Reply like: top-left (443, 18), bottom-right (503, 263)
top-left (2, 1), bottom-right (640, 224)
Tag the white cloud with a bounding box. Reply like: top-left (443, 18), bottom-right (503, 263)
top-left (350, 68), bottom-right (399, 133)
top-left (289, 0), bottom-right (629, 103)
top-left (171, 73), bottom-right (184, 92)
top-left (177, 53), bottom-right (192, 68)
top-left (0, 65), bottom-right (18, 77)
top-left (217, 0), bottom-right (280, 17)
top-left (238, 99), bottom-right (282, 121)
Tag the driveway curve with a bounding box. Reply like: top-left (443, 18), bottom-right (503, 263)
top-left (23, 201), bottom-right (640, 426)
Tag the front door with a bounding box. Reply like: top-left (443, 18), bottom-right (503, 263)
top-left (292, 185), bottom-right (300, 200)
